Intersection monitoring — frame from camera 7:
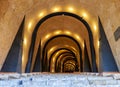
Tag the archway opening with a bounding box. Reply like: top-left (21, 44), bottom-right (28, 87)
top-left (25, 12), bottom-right (98, 73)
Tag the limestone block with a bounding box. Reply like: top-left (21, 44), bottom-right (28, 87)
top-left (32, 76), bottom-right (48, 81)
top-left (0, 74), bottom-right (9, 80)
top-left (47, 80), bottom-right (58, 86)
top-left (102, 72), bottom-right (116, 77)
top-left (52, 80), bottom-right (71, 86)
top-left (21, 73), bottom-right (28, 77)
top-left (96, 85), bottom-right (120, 87)
top-left (0, 80), bottom-right (19, 87)
top-left (31, 80), bottom-right (47, 86)
top-left (89, 80), bottom-right (106, 85)
top-left (8, 73), bottom-right (20, 79)
top-left (117, 80), bottom-right (120, 85)
top-left (89, 80), bottom-right (118, 85)
top-left (71, 79), bottom-right (89, 86)
top-left (105, 80), bottom-right (118, 85)
top-left (88, 76), bottom-right (113, 80)
top-left (113, 74), bottom-right (120, 80)
top-left (0, 73), bottom-right (120, 87)
top-left (86, 73), bottom-right (100, 76)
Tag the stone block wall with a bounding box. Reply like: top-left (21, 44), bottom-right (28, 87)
top-left (1, 73), bottom-right (120, 87)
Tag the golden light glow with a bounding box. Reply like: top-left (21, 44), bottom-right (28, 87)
top-left (74, 34), bottom-right (84, 48)
top-left (75, 34), bottom-right (81, 40)
top-left (98, 40), bottom-right (100, 47)
top-left (52, 6), bottom-right (61, 12)
top-left (45, 34), bottom-right (51, 39)
top-left (82, 12), bottom-right (88, 20)
top-left (22, 5), bottom-right (100, 73)
top-left (54, 30), bottom-right (62, 34)
top-left (68, 7), bottom-right (74, 12)
top-left (64, 31), bottom-right (71, 35)
top-left (93, 23), bottom-right (97, 31)
top-left (51, 68), bottom-right (54, 72)
top-left (56, 52), bottom-right (60, 55)
top-left (83, 43), bottom-right (84, 48)
top-left (49, 47), bottom-right (55, 53)
top-left (23, 37), bottom-right (27, 46)
top-left (28, 22), bottom-right (32, 29)
top-left (22, 52), bottom-right (25, 65)
top-left (22, 55), bottom-right (24, 63)
top-left (38, 12), bottom-right (44, 18)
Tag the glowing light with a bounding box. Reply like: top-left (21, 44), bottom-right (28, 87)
top-left (38, 12), bottom-right (44, 18)
top-left (75, 34), bottom-right (80, 40)
top-left (49, 47), bottom-right (55, 52)
top-left (83, 43), bottom-right (84, 48)
top-left (68, 7), bottom-right (74, 12)
top-left (23, 37), bottom-right (27, 46)
top-left (54, 30), bottom-right (61, 34)
top-left (51, 68), bottom-right (54, 72)
top-left (82, 12), bottom-right (88, 19)
top-left (28, 22), bottom-right (32, 29)
top-left (22, 54), bottom-right (25, 63)
top-left (56, 52), bottom-right (59, 55)
top-left (74, 34), bottom-right (84, 47)
top-left (52, 6), bottom-right (61, 12)
top-left (65, 31), bottom-right (71, 35)
top-left (93, 24), bottom-right (97, 31)
top-left (22, 52), bottom-right (25, 64)
top-left (45, 34), bottom-right (51, 39)
top-left (98, 41), bottom-right (100, 47)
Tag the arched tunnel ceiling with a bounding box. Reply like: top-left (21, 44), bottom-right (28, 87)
top-left (22, 1), bottom-right (99, 71)
top-left (49, 49), bottom-right (77, 72)
top-left (30, 15), bottom-right (92, 71)
top-left (0, 0), bottom-right (120, 72)
top-left (63, 59), bottom-right (77, 72)
top-left (22, 4), bottom-right (100, 73)
top-left (29, 15), bottom-right (94, 72)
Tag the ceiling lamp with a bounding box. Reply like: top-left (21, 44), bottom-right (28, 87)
top-left (23, 37), bottom-right (27, 46)
top-left (68, 6), bottom-right (75, 12)
top-left (28, 22), bottom-right (32, 29)
top-left (38, 12), bottom-right (44, 18)
top-left (52, 6), bottom-right (61, 12)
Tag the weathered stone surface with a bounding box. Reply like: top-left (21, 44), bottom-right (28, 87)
top-left (88, 76), bottom-right (113, 80)
top-left (0, 0), bottom-right (9, 20)
top-left (0, 73), bottom-right (120, 87)
top-left (113, 74), bottom-right (120, 80)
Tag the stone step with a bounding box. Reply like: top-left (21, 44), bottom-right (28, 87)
top-left (0, 73), bottom-right (120, 87)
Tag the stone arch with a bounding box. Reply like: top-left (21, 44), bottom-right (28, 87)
top-left (26, 12), bottom-right (97, 72)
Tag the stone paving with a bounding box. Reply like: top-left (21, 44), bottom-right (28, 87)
top-left (0, 72), bottom-right (120, 87)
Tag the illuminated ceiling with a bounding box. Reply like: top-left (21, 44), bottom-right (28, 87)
top-left (22, 4), bottom-right (99, 73)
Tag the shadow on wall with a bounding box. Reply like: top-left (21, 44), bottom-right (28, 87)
top-left (99, 17), bottom-right (118, 72)
top-left (0, 17), bottom-right (25, 73)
